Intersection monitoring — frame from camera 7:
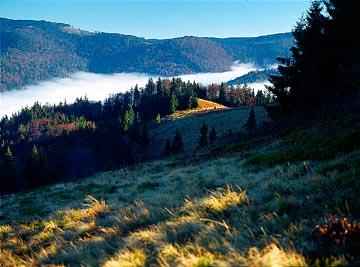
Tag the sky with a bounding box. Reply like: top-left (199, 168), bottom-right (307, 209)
top-left (1, 0), bottom-right (312, 39)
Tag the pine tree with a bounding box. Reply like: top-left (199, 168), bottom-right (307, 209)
top-left (156, 113), bottom-right (161, 124)
top-left (218, 83), bottom-right (227, 105)
top-left (24, 145), bottom-right (48, 188)
top-left (139, 125), bottom-right (149, 148)
top-left (4, 146), bottom-right (13, 164)
top-left (189, 95), bottom-right (198, 109)
top-left (156, 77), bottom-right (163, 96)
top-left (164, 138), bottom-right (172, 157)
top-left (209, 127), bottom-right (217, 142)
top-left (133, 84), bottom-right (141, 108)
top-left (266, 1), bottom-right (360, 116)
top-left (325, 0), bottom-right (360, 96)
top-left (123, 105), bottom-right (135, 132)
top-left (199, 123), bottom-right (208, 147)
top-left (145, 78), bottom-right (156, 95)
top-left (172, 130), bottom-right (184, 154)
top-left (244, 107), bottom-right (256, 131)
top-left (0, 146), bottom-right (15, 193)
top-left (255, 90), bottom-right (266, 105)
top-left (129, 123), bottom-right (141, 143)
top-left (169, 93), bottom-right (179, 114)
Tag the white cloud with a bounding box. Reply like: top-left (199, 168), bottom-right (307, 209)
top-left (247, 80), bottom-right (272, 92)
top-left (0, 72), bottom-right (153, 118)
top-left (178, 62), bottom-right (257, 85)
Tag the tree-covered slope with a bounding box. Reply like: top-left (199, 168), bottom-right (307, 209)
top-left (0, 18), bottom-right (292, 91)
top-left (227, 68), bottom-right (279, 85)
top-left (0, 19), bottom-right (88, 91)
top-left (208, 33), bottom-right (293, 67)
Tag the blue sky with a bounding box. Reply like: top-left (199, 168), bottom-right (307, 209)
top-left (1, 1), bottom-right (312, 39)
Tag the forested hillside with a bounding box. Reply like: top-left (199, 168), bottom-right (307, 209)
top-left (0, 77), bottom-right (267, 194)
top-left (209, 33), bottom-right (293, 66)
top-left (0, 18), bottom-right (293, 91)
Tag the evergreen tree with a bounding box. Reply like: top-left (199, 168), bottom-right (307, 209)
top-left (0, 146), bottom-right (15, 193)
top-left (172, 130), bottom-right (184, 154)
top-left (244, 108), bottom-right (256, 131)
top-left (133, 84), bottom-right (141, 108)
top-left (169, 93), bottom-right (179, 114)
top-left (156, 113), bottom-right (161, 124)
top-left (164, 138), bottom-right (172, 157)
top-left (189, 95), bottom-right (198, 109)
top-left (139, 125), bottom-right (149, 148)
top-left (325, 0), bottom-right (360, 96)
top-left (123, 105), bottom-right (135, 132)
top-left (156, 77), bottom-right (163, 96)
top-left (218, 83), bottom-right (227, 105)
top-left (255, 90), bottom-right (266, 105)
top-left (209, 127), bottom-right (217, 142)
top-left (129, 123), bottom-right (141, 143)
top-left (4, 146), bottom-right (13, 165)
top-left (199, 123), bottom-right (208, 147)
top-left (24, 145), bottom-right (48, 188)
top-left (145, 78), bottom-right (156, 95)
top-left (267, 1), bottom-right (360, 117)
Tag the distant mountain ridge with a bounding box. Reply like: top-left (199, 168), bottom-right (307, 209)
top-left (227, 68), bottom-right (279, 86)
top-left (0, 18), bottom-right (293, 91)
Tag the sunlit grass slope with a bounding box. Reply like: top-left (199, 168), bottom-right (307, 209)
top-left (1, 115), bottom-right (360, 266)
top-left (147, 102), bottom-right (267, 158)
top-left (167, 98), bottom-right (228, 121)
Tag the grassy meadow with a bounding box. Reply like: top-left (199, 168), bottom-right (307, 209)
top-left (146, 100), bottom-right (268, 159)
top-left (1, 109), bottom-right (360, 266)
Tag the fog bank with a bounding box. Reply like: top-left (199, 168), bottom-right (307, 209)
top-left (1, 63), bottom-right (260, 117)
top-left (247, 80), bottom-right (272, 92)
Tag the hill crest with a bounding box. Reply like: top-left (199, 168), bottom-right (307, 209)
top-left (0, 18), bottom-right (293, 91)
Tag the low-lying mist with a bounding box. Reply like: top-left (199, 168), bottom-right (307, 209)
top-left (0, 63), bottom-right (268, 118)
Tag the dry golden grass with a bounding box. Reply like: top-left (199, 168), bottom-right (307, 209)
top-left (166, 98), bottom-right (228, 121)
top-left (1, 120), bottom-right (360, 266)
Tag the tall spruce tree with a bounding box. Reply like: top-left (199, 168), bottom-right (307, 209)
top-left (133, 84), bottom-right (141, 108)
top-left (169, 92), bottom-right (179, 114)
top-left (325, 0), bottom-right (360, 96)
top-left (199, 123), bottom-right (208, 147)
top-left (209, 127), bottom-right (217, 142)
top-left (164, 138), bottom-right (172, 156)
top-left (145, 78), bottom-right (156, 96)
top-left (156, 77), bottom-right (163, 96)
top-left (0, 146), bottom-right (15, 193)
top-left (218, 83), bottom-right (227, 105)
top-left (267, 1), bottom-right (360, 117)
top-left (188, 95), bottom-right (198, 109)
top-left (244, 108), bottom-right (256, 131)
top-left (24, 145), bottom-right (48, 188)
top-left (172, 130), bottom-right (184, 154)
top-left (123, 105), bottom-right (135, 132)
top-left (156, 113), bottom-right (161, 124)
top-left (139, 125), bottom-right (149, 148)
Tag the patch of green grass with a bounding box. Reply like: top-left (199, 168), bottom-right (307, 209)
top-left (136, 181), bottom-right (160, 192)
top-left (196, 256), bottom-right (214, 267)
top-left (317, 150), bottom-right (360, 174)
top-left (246, 126), bottom-right (360, 167)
